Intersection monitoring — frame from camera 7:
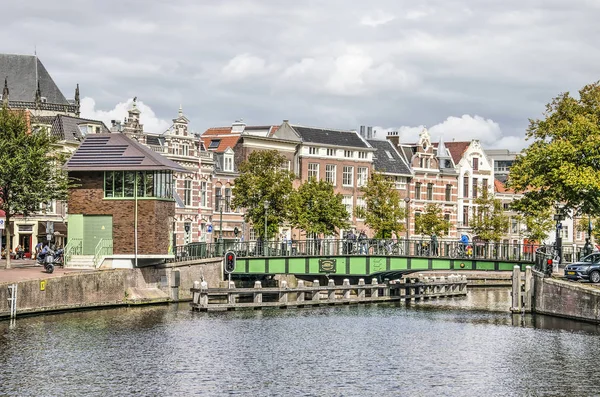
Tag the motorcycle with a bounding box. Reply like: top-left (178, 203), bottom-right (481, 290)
top-left (37, 248), bottom-right (56, 274)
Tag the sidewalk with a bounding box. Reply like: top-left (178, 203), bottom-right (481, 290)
top-left (0, 259), bottom-right (95, 283)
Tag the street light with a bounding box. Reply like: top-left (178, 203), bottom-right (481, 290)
top-left (218, 198), bottom-right (224, 255)
top-left (553, 204), bottom-right (565, 264)
top-left (264, 201), bottom-right (270, 256)
top-left (404, 196), bottom-right (411, 255)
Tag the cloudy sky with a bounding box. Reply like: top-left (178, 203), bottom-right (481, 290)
top-left (3, 0), bottom-right (599, 150)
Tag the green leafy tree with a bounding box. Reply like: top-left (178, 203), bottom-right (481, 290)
top-left (289, 178), bottom-right (349, 237)
top-left (232, 150), bottom-right (294, 239)
top-left (514, 205), bottom-right (555, 243)
top-left (355, 171), bottom-right (406, 239)
top-left (414, 204), bottom-right (451, 237)
top-left (469, 190), bottom-right (509, 242)
top-left (0, 106), bottom-right (71, 268)
top-left (508, 81), bottom-right (600, 220)
top-left (575, 216), bottom-right (600, 241)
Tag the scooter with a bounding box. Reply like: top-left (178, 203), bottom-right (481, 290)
top-left (37, 249), bottom-right (56, 274)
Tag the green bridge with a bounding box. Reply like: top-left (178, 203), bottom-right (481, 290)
top-left (175, 239), bottom-right (538, 281)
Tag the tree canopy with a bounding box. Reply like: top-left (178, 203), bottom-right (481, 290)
top-left (0, 106), bottom-right (71, 268)
top-left (289, 178), bottom-right (349, 237)
top-left (232, 150), bottom-right (294, 239)
top-left (469, 190), bottom-right (509, 242)
top-left (508, 81), bottom-right (600, 218)
top-left (355, 171), bottom-right (406, 239)
top-left (515, 205), bottom-right (555, 243)
top-left (414, 204), bottom-right (451, 237)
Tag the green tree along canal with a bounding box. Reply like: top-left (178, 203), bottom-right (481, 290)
top-left (2, 289), bottom-right (600, 396)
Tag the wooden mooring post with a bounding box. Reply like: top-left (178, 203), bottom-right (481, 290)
top-left (511, 265), bottom-right (533, 313)
top-left (190, 275), bottom-right (468, 312)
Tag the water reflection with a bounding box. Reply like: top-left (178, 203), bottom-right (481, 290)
top-left (1, 289), bottom-right (600, 396)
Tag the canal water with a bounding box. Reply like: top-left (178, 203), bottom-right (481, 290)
top-left (2, 288), bottom-right (600, 396)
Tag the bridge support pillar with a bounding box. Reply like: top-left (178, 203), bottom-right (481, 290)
top-left (371, 278), bottom-right (379, 298)
top-left (511, 266), bottom-right (521, 313)
top-left (279, 280), bottom-right (288, 304)
top-left (524, 266), bottom-right (532, 313)
top-left (312, 280), bottom-right (321, 302)
top-left (358, 279), bottom-right (365, 300)
top-left (254, 281), bottom-right (263, 304)
top-left (383, 278), bottom-right (390, 297)
top-left (343, 279), bottom-right (351, 299)
top-left (297, 280), bottom-right (305, 302)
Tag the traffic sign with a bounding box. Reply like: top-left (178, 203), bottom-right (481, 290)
top-left (0, 219), bottom-right (4, 230)
top-left (207, 225), bottom-right (213, 234)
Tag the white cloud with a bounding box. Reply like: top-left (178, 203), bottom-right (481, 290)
top-left (360, 10), bottom-right (396, 27)
top-left (373, 115), bottom-right (527, 151)
top-left (221, 54), bottom-right (277, 81)
top-left (80, 97), bottom-right (171, 133)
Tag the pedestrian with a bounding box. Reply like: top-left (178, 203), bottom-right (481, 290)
top-left (35, 241), bottom-right (43, 258)
top-left (431, 233), bottom-right (439, 256)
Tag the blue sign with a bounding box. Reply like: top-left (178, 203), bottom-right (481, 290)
top-left (206, 225), bottom-right (213, 234)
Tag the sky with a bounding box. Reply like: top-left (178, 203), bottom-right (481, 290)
top-left (2, 0), bottom-right (600, 151)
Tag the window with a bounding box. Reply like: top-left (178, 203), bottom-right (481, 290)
top-left (357, 167), bottom-right (368, 187)
top-left (343, 195), bottom-right (353, 218)
top-left (385, 150), bottom-right (394, 159)
top-left (327, 148), bottom-right (335, 156)
top-left (415, 182), bottom-right (421, 200)
top-left (326, 165), bottom-right (336, 185)
top-left (356, 197), bottom-right (366, 219)
top-left (209, 140), bottom-right (220, 149)
top-left (215, 187), bottom-right (222, 210)
top-left (184, 179), bottom-right (192, 206)
top-left (445, 184), bottom-right (452, 201)
top-left (104, 171), bottom-right (173, 199)
top-left (444, 213), bottom-right (450, 233)
top-left (463, 206), bottom-right (469, 226)
top-left (224, 154), bottom-right (233, 172)
top-left (394, 176), bottom-right (407, 189)
top-left (342, 166), bottom-right (354, 187)
top-left (225, 188), bottom-right (232, 212)
top-left (427, 183), bottom-right (433, 201)
top-left (495, 160), bottom-right (513, 172)
top-left (473, 179), bottom-right (478, 199)
top-left (308, 163), bottom-right (319, 180)
top-left (511, 218), bottom-right (518, 234)
top-left (482, 178), bottom-right (488, 197)
top-left (182, 144), bottom-right (189, 156)
top-left (200, 181), bottom-right (207, 207)
top-left (444, 159), bottom-right (452, 168)
top-left (358, 151), bottom-right (367, 159)
top-left (344, 150), bottom-right (353, 158)
top-left (503, 203), bottom-right (510, 210)
top-left (473, 157), bottom-right (479, 170)
top-left (309, 147), bottom-right (317, 155)
top-left (463, 176), bottom-right (469, 198)
top-left (561, 225), bottom-right (569, 239)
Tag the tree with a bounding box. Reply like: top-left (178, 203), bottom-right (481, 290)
top-left (508, 81), bottom-right (600, 220)
top-left (0, 106), bottom-right (71, 268)
top-left (355, 171), bottom-right (406, 239)
top-left (514, 205), bottom-right (555, 243)
top-left (414, 204), bottom-right (451, 237)
top-left (469, 190), bottom-right (509, 242)
top-left (232, 150), bottom-right (294, 239)
top-left (289, 178), bottom-right (349, 237)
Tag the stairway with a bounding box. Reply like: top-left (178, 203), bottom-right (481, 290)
top-left (66, 255), bottom-right (96, 269)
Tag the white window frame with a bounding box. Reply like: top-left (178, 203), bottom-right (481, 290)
top-left (224, 154), bottom-right (234, 172)
top-left (343, 195), bottom-right (353, 219)
top-left (344, 150), bottom-right (353, 158)
top-left (326, 164), bottom-right (336, 185)
top-left (309, 147), bottom-right (317, 155)
top-left (308, 163), bottom-right (319, 180)
top-left (358, 151), bottom-right (367, 159)
top-left (200, 181), bottom-right (207, 207)
top-left (357, 167), bottom-right (368, 187)
top-left (342, 166), bottom-right (354, 187)
top-left (327, 148), bottom-right (335, 156)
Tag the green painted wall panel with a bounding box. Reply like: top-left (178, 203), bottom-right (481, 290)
top-left (248, 259), bottom-right (266, 273)
top-left (432, 259), bottom-right (450, 270)
top-left (476, 261), bottom-right (495, 271)
top-left (82, 215), bottom-right (112, 255)
top-left (370, 257), bottom-right (387, 273)
top-left (269, 259), bottom-right (286, 274)
top-left (455, 260), bottom-right (474, 270)
top-left (390, 257), bottom-right (408, 270)
top-left (67, 214), bottom-right (84, 241)
top-left (288, 258), bottom-right (306, 274)
top-left (411, 258), bottom-right (429, 270)
top-left (498, 262), bottom-right (517, 271)
top-left (308, 257), bottom-right (321, 274)
top-left (349, 257), bottom-right (368, 274)
top-left (232, 259), bottom-right (248, 274)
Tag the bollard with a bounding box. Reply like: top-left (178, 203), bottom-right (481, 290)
top-left (254, 281), bottom-right (263, 304)
top-left (328, 279), bottom-right (336, 301)
top-left (192, 281), bottom-right (200, 305)
top-left (524, 266), bottom-right (532, 313)
top-left (297, 280), bottom-right (305, 302)
top-left (312, 280), bottom-right (321, 301)
top-left (199, 281), bottom-right (209, 309)
top-left (371, 278), bottom-right (379, 298)
top-left (228, 281), bottom-right (236, 305)
top-left (383, 278), bottom-right (390, 297)
top-left (358, 278), bottom-right (365, 299)
top-left (511, 265), bottom-right (521, 313)
top-left (279, 280), bottom-right (288, 304)
top-left (343, 279), bottom-right (351, 299)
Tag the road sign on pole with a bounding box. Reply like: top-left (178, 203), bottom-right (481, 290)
top-left (207, 225), bottom-right (213, 234)
top-left (0, 219), bottom-right (5, 230)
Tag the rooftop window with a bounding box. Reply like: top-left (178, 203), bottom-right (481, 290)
top-left (209, 140), bottom-right (221, 149)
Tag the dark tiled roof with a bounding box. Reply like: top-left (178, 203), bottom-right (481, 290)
top-left (291, 125), bottom-right (370, 148)
top-left (368, 140), bottom-right (412, 175)
top-left (48, 115), bottom-right (109, 143)
top-left (443, 141), bottom-right (471, 164)
top-left (65, 134), bottom-right (188, 172)
top-left (0, 53), bottom-right (70, 104)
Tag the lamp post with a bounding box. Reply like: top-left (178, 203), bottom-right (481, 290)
top-left (264, 201), bottom-right (270, 256)
top-left (553, 205), bottom-right (565, 264)
top-left (404, 196), bottom-right (411, 255)
top-left (218, 201), bottom-right (224, 255)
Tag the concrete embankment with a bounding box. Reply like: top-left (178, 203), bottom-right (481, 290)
top-left (533, 271), bottom-right (600, 323)
top-left (416, 270), bottom-right (513, 287)
top-left (0, 258), bottom-right (222, 319)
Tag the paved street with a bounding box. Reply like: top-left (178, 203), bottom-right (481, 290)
top-left (0, 259), bottom-right (95, 283)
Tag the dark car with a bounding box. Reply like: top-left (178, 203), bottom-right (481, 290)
top-left (564, 253), bottom-right (600, 283)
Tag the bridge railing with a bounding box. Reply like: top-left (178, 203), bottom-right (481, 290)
top-left (170, 238), bottom-right (541, 262)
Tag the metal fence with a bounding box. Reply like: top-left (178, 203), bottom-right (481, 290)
top-left (169, 238), bottom-right (544, 263)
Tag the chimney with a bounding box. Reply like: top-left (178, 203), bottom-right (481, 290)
top-left (283, 119), bottom-right (289, 123)
top-left (367, 126), bottom-right (373, 139)
top-left (387, 130), bottom-right (400, 147)
top-left (359, 125), bottom-right (365, 137)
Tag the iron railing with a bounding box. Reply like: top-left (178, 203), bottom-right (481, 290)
top-left (64, 238), bottom-right (83, 267)
top-left (93, 238), bottom-right (113, 268)
top-left (168, 238), bottom-right (543, 263)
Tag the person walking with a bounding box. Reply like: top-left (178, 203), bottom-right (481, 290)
top-left (431, 233), bottom-right (439, 256)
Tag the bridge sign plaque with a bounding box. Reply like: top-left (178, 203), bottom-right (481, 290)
top-left (319, 259), bottom-right (336, 273)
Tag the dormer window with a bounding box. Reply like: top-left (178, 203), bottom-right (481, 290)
top-left (224, 153), bottom-right (234, 172)
top-left (209, 140), bottom-right (220, 149)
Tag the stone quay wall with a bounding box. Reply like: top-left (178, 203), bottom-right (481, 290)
top-left (0, 258), bottom-right (223, 319)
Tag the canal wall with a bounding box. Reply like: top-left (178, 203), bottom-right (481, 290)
top-left (533, 271), bottom-right (600, 323)
top-left (0, 258), bottom-right (222, 318)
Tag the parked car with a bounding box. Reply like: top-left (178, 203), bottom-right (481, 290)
top-left (564, 253), bottom-right (600, 283)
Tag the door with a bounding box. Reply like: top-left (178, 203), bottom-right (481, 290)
top-left (82, 216), bottom-right (113, 254)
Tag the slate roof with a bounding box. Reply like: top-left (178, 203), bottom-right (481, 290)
top-left (291, 125), bottom-right (371, 148)
top-left (65, 133), bottom-right (188, 172)
top-left (368, 139), bottom-right (412, 175)
top-left (46, 115), bottom-right (109, 143)
top-left (0, 53), bottom-right (70, 104)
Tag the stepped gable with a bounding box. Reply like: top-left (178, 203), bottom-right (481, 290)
top-left (0, 53), bottom-right (69, 104)
top-left (65, 133), bottom-right (187, 172)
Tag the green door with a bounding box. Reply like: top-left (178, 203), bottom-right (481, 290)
top-left (82, 216), bottom-right (113, 254)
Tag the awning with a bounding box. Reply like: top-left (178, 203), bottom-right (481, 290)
top-left (37, 221), bottom-right (68, 236)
